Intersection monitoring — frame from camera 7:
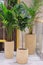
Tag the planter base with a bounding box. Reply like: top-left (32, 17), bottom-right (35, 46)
top-left (25, 34), bottom-right (36, 54)
top-left (16, 48), bottom-right (28, 64)
top-left (4, 41), bottom-right (14, 59)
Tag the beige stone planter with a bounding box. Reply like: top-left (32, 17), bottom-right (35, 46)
top-left (25, 34), bottom-right (36, 54)
top-left (4, 41), bottom-right (14, 59)
top-left (16, 48), bottom-right (28, 64)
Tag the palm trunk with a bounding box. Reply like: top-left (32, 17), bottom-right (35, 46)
top-left (29, 27), bottom-right (33, 34)
top-left (21, 31), bottom-right (25, 49)
top-left (6, 30), bottom-right (12, 41)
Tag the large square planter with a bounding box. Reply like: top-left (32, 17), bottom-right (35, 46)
top-left (25, 34), bottom-right (36, 54)
top-left (4, 41), bottom-right (14, 59)
top-left (16, 48), bottom-right (28, 64)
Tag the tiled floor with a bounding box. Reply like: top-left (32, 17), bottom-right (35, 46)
top-left (0, 52), bottom-right (43, 65)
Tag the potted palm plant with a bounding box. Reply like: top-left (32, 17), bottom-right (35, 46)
top-left (0, 3), bottom-right (18, 58)
top-left (23, 0), bottom-right (43, 54)
top-left (13, 2), bottom-right (29, 64)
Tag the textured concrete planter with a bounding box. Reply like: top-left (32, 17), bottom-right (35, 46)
top-left (4, 41), bottom-right (14, 59)
top-left (16, 48), bottom-right (28, 64)
top-left (25, 34), bottom-right (36, 54)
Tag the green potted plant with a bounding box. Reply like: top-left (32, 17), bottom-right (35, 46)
top-left (22, 0), bottom-right (43, 54)
top-left (0, 3), bottom-right (18, 58)
top-left (13, 2), bottom-right (29, 64)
